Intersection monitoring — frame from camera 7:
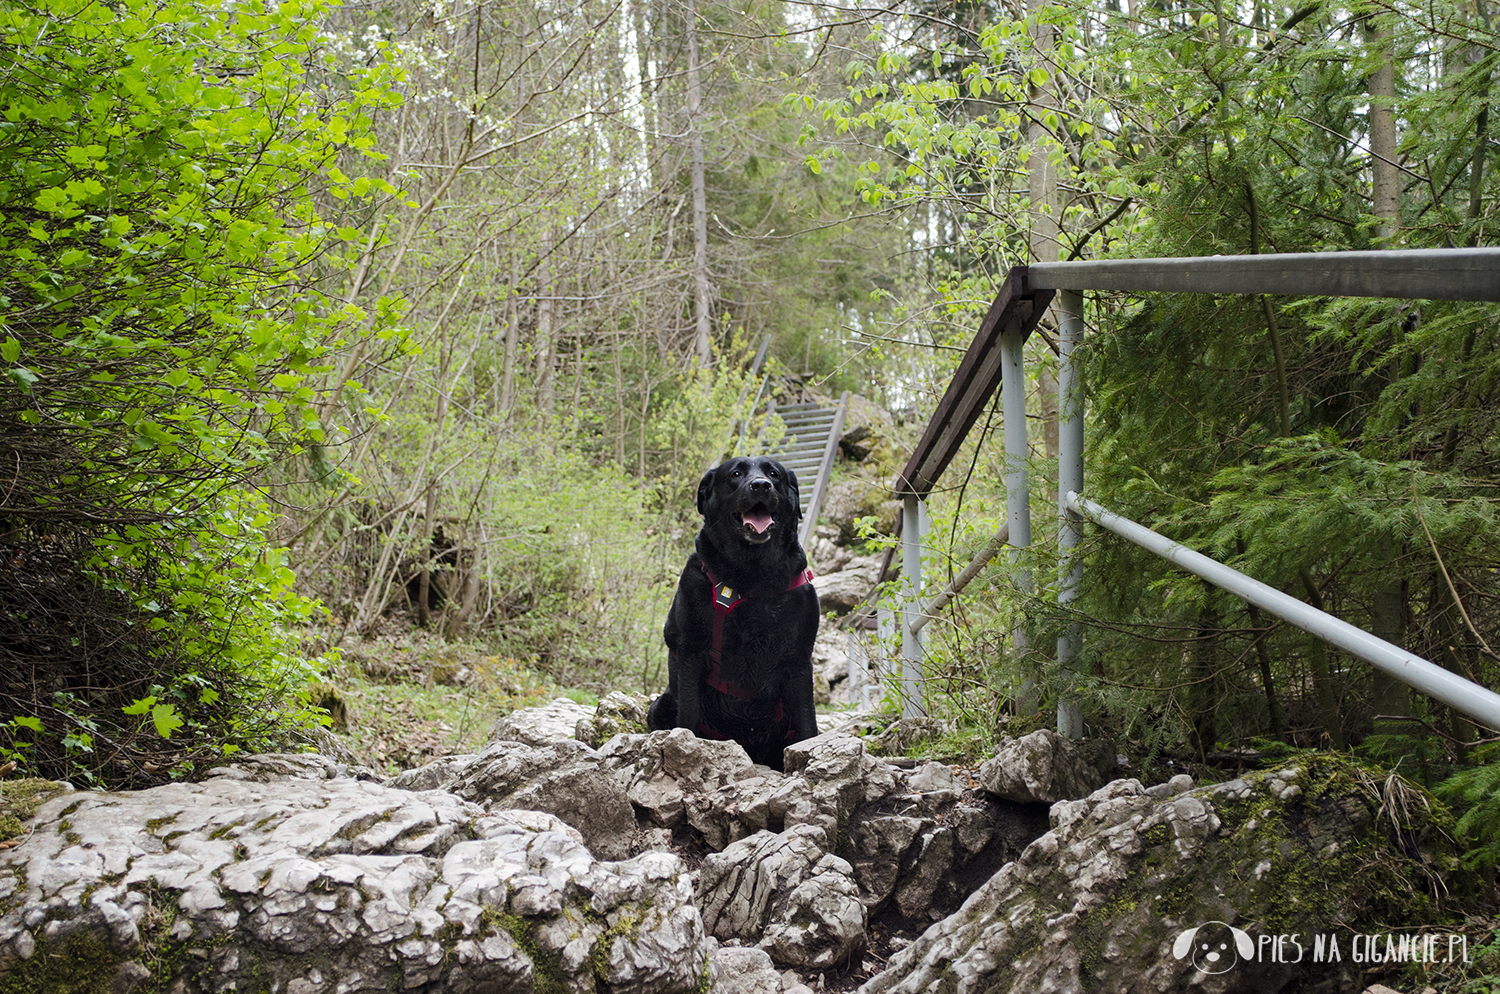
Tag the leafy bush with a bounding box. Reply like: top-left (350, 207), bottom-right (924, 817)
top-left (0, 0), bottom-right (398, 785)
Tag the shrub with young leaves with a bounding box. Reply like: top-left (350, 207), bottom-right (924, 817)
top-left (0, 0), bottom-right (400, 786)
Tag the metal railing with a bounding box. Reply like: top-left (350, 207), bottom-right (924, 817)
top-left (880, 246), bottom-right (1500, 734)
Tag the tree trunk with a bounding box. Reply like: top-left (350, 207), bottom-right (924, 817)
top-left (1300, 571), bottom-right (1348, 749)
top-left (1028, 0), bottom-right (1061, 460)
top-left (1366, 13), bottom-right (1400, 241)
top-left (417, 481), bottom-right (436, 627)
top-left (1366, 15), bottom-right (1411, 731)
top-left (535, 243), bottom-right (557, 421)
top-left (1469, 0), bottom-right (1492, 225)
top-left (685, 0), bottom-right (712, 367)
top-left (499, 266), bottom-right (519, 421)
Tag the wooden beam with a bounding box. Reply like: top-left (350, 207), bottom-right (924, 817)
top-left (892, 267), bottom-right (1054, 499)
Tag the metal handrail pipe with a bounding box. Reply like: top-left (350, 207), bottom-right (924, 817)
top-left (1066, 492), bottom-right (1500, 731)
top-left (1027, 248), bottom-right (1500, 302)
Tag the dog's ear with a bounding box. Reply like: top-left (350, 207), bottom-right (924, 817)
top-left (1172, 927), bottom-right (1198, 960)
top-left (697, 468), bottom-right (717, 516)
top-left (784, 466), bottom-right (802, 521)
top-left (1230, 926), bottom-right (1254, 960)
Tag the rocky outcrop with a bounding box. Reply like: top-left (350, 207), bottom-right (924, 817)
top-left (861, 757), bottom-right (1451, 994)
top-left (832, 397), bottom-right (899, 466)
top-left (708, 944), bottom-right (785, 994)
top-left (0, 771), bottom-right (705, 994)
top-left (450, 738), bottom-right (638, 860)
top-left (815, 555), bottom-right (883, 615)
top-left (698, 825), bottom-right (865, 970)
top-left (977, 727), bottom-right (1117, 803)
top-left (607, 729), bottom-right (781, 851)
top-left (487, 697), bottom-right (596, 746)
top-left (0, 689), bottom-right (1454, 994)
top-left (577, 691), bottom-right (651, 748)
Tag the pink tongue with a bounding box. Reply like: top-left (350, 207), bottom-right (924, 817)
top-left (742, 511), bottom-right (774, 534)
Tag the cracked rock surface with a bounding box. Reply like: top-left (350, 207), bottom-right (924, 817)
top-left (0, 694), bottom-right (1451, 994)
top-left (860, 757), bottom-right (1450, 994)
top-left (0, 772), bottom-right (704, 994)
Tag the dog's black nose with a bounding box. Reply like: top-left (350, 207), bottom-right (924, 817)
top-left (749, 477), bottom-right (773, 493)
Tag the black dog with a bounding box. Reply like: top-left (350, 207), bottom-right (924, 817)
top-left (648, 455), bottom-right (820, 769)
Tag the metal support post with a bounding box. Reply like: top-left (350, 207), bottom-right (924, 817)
top-left (1056, 290), bottom-right (1085, 739)
top-left (901, 494), bottom-right (928, 719)
top-left (999, 316), bottom-right (1034, 711)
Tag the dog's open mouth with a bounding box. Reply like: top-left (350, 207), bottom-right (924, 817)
top-left (741, 503), bottom-right (775, 537)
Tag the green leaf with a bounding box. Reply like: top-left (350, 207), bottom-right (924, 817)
top-left (11, 716), bottom-right (43, 734)
top-left (122, 696), bottom-right (156, 716)
top-left (150, 703), bottom-right (184, 739)
top-left (0, 339), bottom-right (18, 363)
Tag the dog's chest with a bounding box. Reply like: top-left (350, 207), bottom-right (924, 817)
top-left (717, 594), bottom-right (803, 685)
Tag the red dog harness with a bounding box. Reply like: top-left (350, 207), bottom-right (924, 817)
top-left (695, 561), bottom-right (813, 741)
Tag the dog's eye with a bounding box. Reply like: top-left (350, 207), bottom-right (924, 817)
top-left (730, 470), bottom-right (741, 478)
top-left (768, 469), bottom-right (779, 478)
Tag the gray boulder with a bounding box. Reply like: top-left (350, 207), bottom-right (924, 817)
top-left (487, 697), bottom-right (595, 745)
top-left (772, 732), bottom-right (901, 843)
top-left (450, 739), bottom-right (637, 860)
top-left (698, 825), bottom-right (866, 971)
top-left (709, 945), bottom-right (784, 994)
top-left (835, 395), bottom-right (899, 465)
top-left (977, 728), bottom-right (1116, 803)
top-left (577, 691), bottom-right (651, 748)
top-left (820, 478), bottom-right (898, 542)
top-left (385, 753), bottom-right (477, 792)
top-left (619, 729), bottom-right (781, 850)
top-left (205, 751), bottom-right (381, 783)
top-left (814, 556), bottom-right (882, 615)
top-left (0, 774), bottom-right (706, 993)
top-left (860, 758), bottom-right (1451, 994)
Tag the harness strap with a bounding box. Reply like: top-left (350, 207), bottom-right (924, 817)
top-left (699, 561), bottom-right (813, 667)
top-left (697, 561), bottom-right (812, 735)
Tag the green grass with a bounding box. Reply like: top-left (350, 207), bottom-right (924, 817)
top-left (319, 641), bottom-right (575, 775)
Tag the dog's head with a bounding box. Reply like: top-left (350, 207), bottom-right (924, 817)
top-left (697, 456), bottom-right (801, 547)
top-left (1172, 921), bottom-right (1254, 975)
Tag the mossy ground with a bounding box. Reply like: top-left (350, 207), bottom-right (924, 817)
top-left (0, 779), bottom-right (66, 844)
top-left (1062, 754), bottom-right (1466, 992)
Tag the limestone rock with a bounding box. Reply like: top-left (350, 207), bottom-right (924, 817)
top-left (977, 729), bottom-right (1115, 803)
top-left (811, 626), bottom-right (850, 706)
top-left (577, 691), bottom-right (651, 748)
top-left (709, 945), bottom-right (783, 994)
top-left (0, 774), bottom-right (706, 993)
top-left (845, 776), bottom-right (1047, 928)
top-left (820, 479), bottom-right (898, 545)
top-left (814, 556), bottom-right (882, 615)
top-left (487, 696), bottom-right (595, 745)
top-left (698, 825), bottom-right (866, 971)
top-left (774, 732), bottom-right (900, 842)
top-left (385, 753), bottom-right (478, 792)
top-left (807, 536), bottom-right (854, 575)
top-left (205, 751), bottom-right (382, 783)
top-left (450, 739), bottom-right (637, 860)
top-left (866, 716), bottom-right (953, 757)
top-left (620, 730), bottom-right (779, 850)
top-left (835, 395), bottom-right (899, 465)
top-left (859, 757), bottom-right (1451, 994)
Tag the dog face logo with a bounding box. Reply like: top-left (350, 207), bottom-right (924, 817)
top-left (1173, 921), bottom-right (1255, 974)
